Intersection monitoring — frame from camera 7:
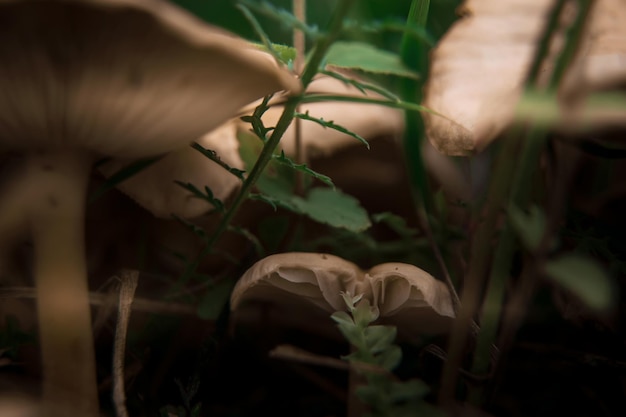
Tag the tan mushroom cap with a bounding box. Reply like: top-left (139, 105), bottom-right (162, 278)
top-left (423, 0), bottom-right (554, 156)
top-left (98, 120), bottom-right (244, 219)
top-left (240, 75), bottom-right (405, 159)
top-left (424, 0), bottom-right (626, 155)
top-left (230, 252), bottom-right (455, 334)
top-left (0, 0), bottom-right (300, 159)
top-left (558, 0), bottom-right (626, 130)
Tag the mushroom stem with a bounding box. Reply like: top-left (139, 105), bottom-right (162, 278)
top-left (26, 150), bottom-right (99, 417)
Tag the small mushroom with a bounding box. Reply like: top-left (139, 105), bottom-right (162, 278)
top-left (230, 252), bottom-right (455, 337)
top-left (230, 252), bottom-right (455, 416)
top-left (0, 0), bottom-right (298, 414)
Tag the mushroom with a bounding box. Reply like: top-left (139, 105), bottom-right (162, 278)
top-left (0, 0), bottom-right (298, 414)
top-left (230, 252), bottom-right (455, 415)
top-left (97, 119), bottom-right (245, 220)
top-left (422, 0), bottom-right (556, 156)
top-left (230, 252), bottom-right (455, 338)
top-left (423, 0), bottom-right (626, 156)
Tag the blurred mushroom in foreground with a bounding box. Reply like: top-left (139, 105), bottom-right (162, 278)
top-left (423, 0), bottom-right (555, 156)
top-left (423, 0), bottom-right (626, 156)
top-left (0, 0), bottom-right (298, 414)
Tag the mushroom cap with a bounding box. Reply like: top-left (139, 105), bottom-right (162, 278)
top-left (230, 252), bottom-right (455, 335)
top-left (0, 0), bottom-right (300, 158)
top-left (422, 0), bottom-right (554, 155)
top-left (98, 120), bottom-right (244, 219)
top-left (240, 75), bottom-right (405, 158)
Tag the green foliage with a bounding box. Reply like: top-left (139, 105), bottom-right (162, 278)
top-left (174, 181), bottom-right (225, 214)
top-left (272, 152), bottom-right (334, 187)
top-left (191, 143), bottom-right (246, 181)
top-left (544, 253), bottom-right (615, 311)
top-left (324, 41), bottom-right (420, 79)
top-left (331, 293), bottom-right (443, 417)
top-left (509, 205), bottom-right (548, 251)
top-left (294, 111), bottom-right (370, 149)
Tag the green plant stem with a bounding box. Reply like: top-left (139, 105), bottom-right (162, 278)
top-left (398, 0), bottom-right (461, 314)
top-left (181, 0), bottom-right (357, 281)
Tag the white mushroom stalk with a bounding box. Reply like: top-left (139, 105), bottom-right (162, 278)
top-left (0, 0), bottom-right (299, 415)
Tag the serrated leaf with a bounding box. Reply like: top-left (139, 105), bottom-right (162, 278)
top-left (363, 325), bottom-right (397, 354)
top-left (239, 0), bottom-right (320, 39)
top-left (509, 205), bottom-right (546, 250)
top-left (273, 152), bottom-right (334, 187)
top-left (320, 69), bottom-right (401, 101)
top-left (544, 254), bottom-right (615, 310)
top-left (372, 212), bottom-right (419, 240)
top-left (191, 142), bottom-right (245, 181)
top-left (292, 187), bottom-right (372, 232)
top-left (197, 278), bottom-right (235, 320)
top-left (342, 18), bottom-right (435, 47)
top-left (173, 215), bottom-right (208, 241)
top-left (174, 181), bottom-right (225, 213)
top-left (325, 41), bottom-right (420, 79)
top-left (227, 225), bottom-right (265, 258)
top-left (295, 111), bottom-right (370, 149)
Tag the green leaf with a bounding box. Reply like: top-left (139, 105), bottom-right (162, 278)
top-left (342, 19), bottom-right (435, 47)
top-left (239, 0), bottom-right (320, 39)
top-left (88, 156), bottom-right (162, 203)
top-left (252, 42), bottom-right (297, 66)
top-left (389, 379), bottom-right (430, 402)
top-left (191, 143), bottom-right (246, 181)
top-left (364, 325), bottom-right (397, 354)
top-left (353, 299), bottom-right (379, 328)
top-left (325, 41), bottom-right (420, 79)
top-left (320, 69), bottom-right (401, 101)
top-left (174, 181), bottom-right (225, 213)
top-left (196, 279), bottom-right (235, 320)
top-left (292, 187), bottom-right (372, 232)
top-left (509, 205), bottom-right (547, 251)
top-left (272, 152), bottom-right (334, 187)
top-left (227, 225), bottom-right (265, 258)
top-left (330, 311), bottom-right (355, 327)
top-left (377, 345), bottom-right (402, 371)
top-left (544, 254), bottom-right (615, 310)
top-left (372, 212), bottom-right (419, 240)
top-left (295, 111), bottom-right (370, 149)
top-left (336, 321), bottom-right (365, 349)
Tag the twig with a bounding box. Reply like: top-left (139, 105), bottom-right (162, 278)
top-left (0, 286), bottom-right (196, 316)
top-left (112, 270), bottom-right (138, 417)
